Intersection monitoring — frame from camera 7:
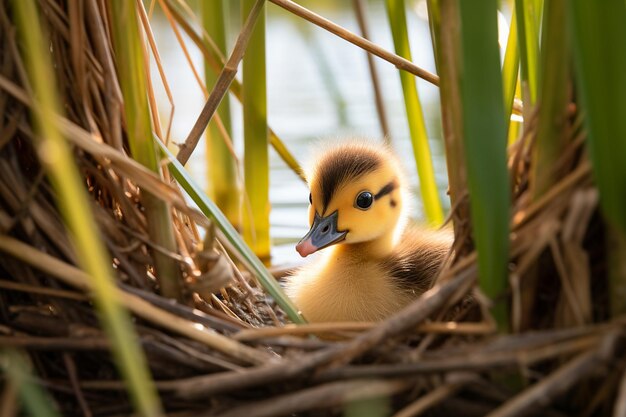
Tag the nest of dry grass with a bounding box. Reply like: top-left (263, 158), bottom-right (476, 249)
top-left (0, 1), bottom-right (624, 416)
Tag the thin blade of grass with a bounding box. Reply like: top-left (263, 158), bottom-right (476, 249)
top-left (515, 0), bottom-right (543, 107)
top-left (202, 0), bottom-right (241, 229)
top-left (515, 0), bottom-right (543, 109)
top-left (12, 1), bottom-right (163, 414)
top-left (570, 0), bottom-right (626, 315)
top-left (425, 0), bottom-right (440, 69)
top-left (269, 130), bottom-right (305, 180)
top-left (508, 78), bottom-right (523, 145)
top-left (385, 0), bottom-right (444, 226)
top-left (458, 0), bottom-right (510, 330)
top-left (109, 0), bottom-right (182, 300)
top-left (241, 0), bottom-right (270, 259)
top-left (502, 7), bottom-right (519, 130)
top-left (155, 140), bottom-right (305, 323)
top-left (1, 350), bottom-right (59, 417)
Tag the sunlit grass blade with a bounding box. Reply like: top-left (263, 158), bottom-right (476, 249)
top-left (458, 0), bottom-right (510, 330)
top-left (426, 0), bottom-right (442, 71)
top-left (1, 350), bottom-right (59, 417)
top-left (385, 0), bottom-right (444, 226)
top-left (155, 140), bottom-right (306, 323)
top-left (515, 0), bottom-right (543, 109)
top-left (109, 1), bottom-right (182, 300)
top-left (241, 0), bottom-right (271, 259)
top-left (12, 1), bottom-right (163, 415)
top-left (270, 130), bottom-right (306, 180)
top-left (531, 0), bottom-right (569, 200)
top-left (570, 0), bottom-right (626, 315)
top-left (508, 79), bottom-right (523, 145)
top-left (502, 7), bottom-right (519, 130)
top-left (202, 0), bottom-right (241, 229)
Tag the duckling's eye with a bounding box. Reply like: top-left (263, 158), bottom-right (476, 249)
top-left (355, 191), bottom-right (374, 210)
top-left (308, 193), bottom-right (312, 204)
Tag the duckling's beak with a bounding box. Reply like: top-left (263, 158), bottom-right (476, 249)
top-left (296, 211), bottom-right (347, 257)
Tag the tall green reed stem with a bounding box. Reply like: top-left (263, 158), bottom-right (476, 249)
top-left (202, 0), bottom-right (241, 229)
top-left (515, 0), bottom-right (543, 110)
top-left (12, 1), bottom-right (163, 414)
top-left (458, 0), bottom-right (510, 330)
top-left (109, 1), bottom-right (182, 300)
top-left (426, 0), bottom-right (468, 244)
top-left (531, 0), bottom-right (569, 200)
top-left (570, 0), bottom-right (626, 315)
top-left (241, 0), bottom-right (271, 259)
top-left (517, 0), bottom-right (563, 331)
top-left (385, 0), bottom-right (444, 226)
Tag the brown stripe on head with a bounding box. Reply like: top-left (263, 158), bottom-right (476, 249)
top-left (311, 143), bottom-right (385, 212)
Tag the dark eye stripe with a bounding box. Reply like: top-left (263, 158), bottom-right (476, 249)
top-left (374, 179), bottom-right (398, 200)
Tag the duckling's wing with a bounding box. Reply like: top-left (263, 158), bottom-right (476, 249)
top-left (382, 226), bottom-right (452, 295)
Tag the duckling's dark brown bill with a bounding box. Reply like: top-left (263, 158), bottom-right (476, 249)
top-left (296, 211), bottom-right (347, 257)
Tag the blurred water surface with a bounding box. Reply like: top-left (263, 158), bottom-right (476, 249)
top-left (150, 1), bottom-right (447, 264)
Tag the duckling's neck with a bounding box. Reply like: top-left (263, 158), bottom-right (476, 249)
top-left (336, 231), bottom-right (396, 259)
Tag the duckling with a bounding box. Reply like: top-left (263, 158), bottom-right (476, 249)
top-left (285, 140), bottom-right (452, 323)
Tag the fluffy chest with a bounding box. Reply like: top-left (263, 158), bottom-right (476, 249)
top-left (286, 253), bottom-right (413, 322)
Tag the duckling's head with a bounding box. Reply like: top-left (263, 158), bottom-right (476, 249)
top-left (296, 140), bottom-right (407, 257)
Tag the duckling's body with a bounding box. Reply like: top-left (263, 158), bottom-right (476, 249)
top-left (287, 226), bottom-right (450, 322)
top-left (286, 140), bottom-right (451, 323)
